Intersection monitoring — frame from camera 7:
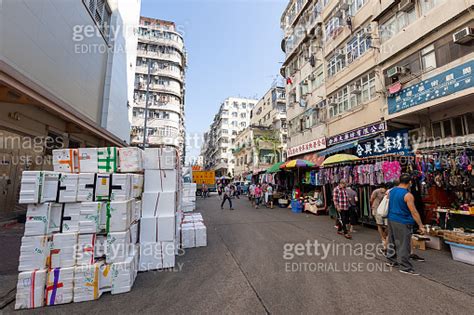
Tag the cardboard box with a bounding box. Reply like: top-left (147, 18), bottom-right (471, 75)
top-left (76, 234), bottom-right (97, 265)
top-left (411, 236), bottom-right (426, 251)
top-left (45, 267), bottom-right (74, 306)
top-left (79, 202), bottom-right (102, 234)
top-left (50, 233), bottom-right (78, 268)
top-left (58, 173), bottom-right (78, 203)
top-left (18, 235), bottom-right (50, 271)
top-left (131, 174), bottom-right (144, 198)
top-left (95, 173), bottom-right (111, 201)
top-left (53, 149), bottom-right (79, 173)
top-left (24, 203), bottom-right (50, 236)
top-left (77, 173), bottom-right (96, 202)
top-left (144, 147), bottom-right (177, 170)
top-left (15, 269), bottom-right (47, 309)
top-left (142, 191), bottom-right (176, 217)
top-left (425, 235), bottom-right (444, 250)
top-left (19, 171), bottom-right (41, 204)
top-left (74, 261), bottom-right (104, 302)
top-left (118, 147), bottom-right (144, 173)
top-left (98, 147), bottom-right (118, 173)
top-left (40, 171), bottom-right (60, 203)
top-left (78, 148), bottom-right (99, 173)
top-left (61, 203), bottom-right (81, 233)
top-left (144, 169), bottom-right (177, 192)
top-left (110, 174), bottom-right (132, 201)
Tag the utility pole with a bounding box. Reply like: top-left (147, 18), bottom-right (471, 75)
top-left (143, 58), bottom-right (151, 148)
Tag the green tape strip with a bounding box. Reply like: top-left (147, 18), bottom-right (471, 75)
top-left (106, 202), bottom-right (111, 233)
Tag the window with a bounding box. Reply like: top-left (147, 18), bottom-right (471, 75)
top-left (327, 52), bottom-right (346, 77)
top-left (232, 112), bottom-right (238, 117)
top-left (242, 103), bottom-right (247, 109)
top-left (222, 129), bottom-right (228, 134)
top-left (241, 113), bottom-right (246, 118)
top-left (349, 0), bottom-right (368, 16)
top-left (241, 122), bottom-right (246, 128)
top-left (326, 17), bottom-right (341, 38)
top-left (346, 30), bottom-right (371, 64)
top-left (311, 66), bottom-right (324, 90)
top-left (232, 121), bottom-right (238, 127)
top-left (421, 0), bottom-right (444, 15)
top-left (233, 102), bottom-right (239, 109)
top-left (421, 44), bottom-right (436, 71)
top-left (361, 72), bottom-right (376, 103)
top-left (380, 9), bottom-right (416, 43)
top-left (83, 0), bottom-right (112, 40)
top-left (431, 114), bottom-right (473, 137)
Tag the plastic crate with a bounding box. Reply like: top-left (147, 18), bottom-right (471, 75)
top-left (446, 241), bottom-right (474, 265)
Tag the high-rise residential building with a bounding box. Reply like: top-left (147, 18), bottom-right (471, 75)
top-left (233, 85), bottom-right (288, 180)
top-left (202, 97), bottom-right (258, 177)
top-left (280, 0), bottom-right (473, 161)
top-left (0, 0), bottom-right (141, 219)
top-left (131, 17), bottom-right (186, 159)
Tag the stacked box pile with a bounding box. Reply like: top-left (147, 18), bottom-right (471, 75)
top-left (15, 147), bottom-right (144, 310)
top-left (181, 213), bottom-right (207, 249)
top-left (139, 147), bottom-right (179, 271)
top-left (181, 183), bottom-right (197, 212)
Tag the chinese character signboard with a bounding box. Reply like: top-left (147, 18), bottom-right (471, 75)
top-left (287, 137), bottom-right (327, 158)
top-left (388, 60), bottom-right (474, 115)
top-left (327, 121), bottom-right (387, 146)
top-left (356, 130), bottom-right (412, 158)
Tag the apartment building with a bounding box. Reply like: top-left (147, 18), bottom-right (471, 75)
top-left (130, 17), bottom-right (186, 160)
top-left (232, 85), bottom-right (288, 180)
top-left (280, 0), bottom-right (473, 160)
top-left (202, 97), bottom-right (258, 177)
top-left (0, 0), bottom-right (140, 218)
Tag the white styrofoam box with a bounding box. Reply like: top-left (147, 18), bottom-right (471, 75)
top-left (142, 191), bottom-right (176, 217)
top-left (106, 200), bottom-right (133, 233)
top-left (144, 147), bottom-right (177, 170)
top-left (45, 267), bottom-right (74, 306)
top-left (133, 200), bottom-right (142, 223)
top-left (97, 147), bottom-right (118, 173)
top-left (106, 229), bottom-right (131, 264)
top-left (58, 173), bottom-right (78, 203)
top-left (110, 174), bottom-right (132, 201)
top-left (139, 242), bottom-right (175, 271)
top-left (79, 202), bottom-right (102, 233)
top-left (181, 223), bottom-right (195, 249)
top-left (130, 221), bottom-right (139, 244)
top-left (195, 222), bottom-right (207, 247)
top-left (139, 217), bottom-right (157, 243)
top-left (157, 214), bottom-right (175, 242)
top-left (111, 253), bottom-right (137, 295)
top-left (76, 234), bottom-right (97, 265)
top-left (19, 171), bottom-right (41, 204)
top-left (48, 203), bottom-right (64, 234)
top-left (50, 233), bottom-right (78, 268)
top-left (144, 169), bottom-right (177, 192)
top-left (183, 213), bottom-right (203, 223)
top-left (18, 235), bottom-right (49, 271)
top-left (61, 203), bottom-right (81, 233)
top-left (77, 173), bottom-right (96, 202)
top-left (53, 149), bottom-right (79, 173)
top-left (40, 171), bottom-right (60, 203)
top-left (95, 173), bottom-right (111, 201)
top-left (118, 147), bottom-right (144, 173)
top-left (78, 148), bottom-right (98, 173)
top-left (131, 174), bottom-right (144, 198)
top-left (447, 242), bottom-right (474, 265)
top-left (24, 203), bottom-right (50, 236)
top-left (15, 269), bottom-right (47, 310)
top-left (94, 235), bottom-right (107, 259)
top-left (99, 263), bottom-right (112, 294)
top-left (74, 261), bottom-right (104, 302)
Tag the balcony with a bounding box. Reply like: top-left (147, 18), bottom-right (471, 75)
top-left (138, 34), bottom-right (184, 52)
top-left (148, 83), bottom-right (182, 97)
top-left (133, 100), bottom-right (182, 114)
top-left (136, 49), bottom-right (183, 65)
top-left (135, 65), bottom-right (184, 82)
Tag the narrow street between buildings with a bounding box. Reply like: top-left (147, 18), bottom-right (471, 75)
top-left (4, 194), bottom-right (473, 314)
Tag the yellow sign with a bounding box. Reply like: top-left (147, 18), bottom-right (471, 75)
top-left (192, 171), bottom-right (215, 185)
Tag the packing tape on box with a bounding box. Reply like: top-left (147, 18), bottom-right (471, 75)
top-left (46, 268), bottom-right (63, 306)
top-left (98, 147), bottom-right (117, 173)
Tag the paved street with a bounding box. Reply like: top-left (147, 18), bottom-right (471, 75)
top-left (3, 194), bottom-right (474, 314)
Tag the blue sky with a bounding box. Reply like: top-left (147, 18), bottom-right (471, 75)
top-left (140, 0), bottom-right (287, 162)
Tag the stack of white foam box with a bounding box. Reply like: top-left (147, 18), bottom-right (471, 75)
top-left (15, 147), bottom-right (144, 310)
top-left (181, 183), bottom-right (196, 212)
top-left (181, 213), bottom-right (207, 249)
top-left (139, 147), bottom-right (179, 271)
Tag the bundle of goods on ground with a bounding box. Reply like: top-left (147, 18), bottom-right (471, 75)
top-left (182, 183), bottom-right (197, 212)
top-left (181, 213), bottom-right (207, 248)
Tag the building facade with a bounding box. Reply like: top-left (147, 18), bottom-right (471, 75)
top-left (130, 17), bottom-right (186, 159)
top-left (280, 0), bottom-right (473, 161)
top-left (0, 0), bottom-right (140, 219)
top-left (202, 97), bottom-right (258, 177)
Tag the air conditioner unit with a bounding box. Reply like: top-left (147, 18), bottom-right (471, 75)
top-left (453, 27), bottom-right (474, 44)
top-left (327, 97), bottom-right (337, 106)
top-left (334, 7), bottom-right (343, 18)
top-left (387, 66), bottom-right (409, 78)
top-left (334, 48), bottom-right (345, 57)
top-left (398, 0), bottom-right (415, 12)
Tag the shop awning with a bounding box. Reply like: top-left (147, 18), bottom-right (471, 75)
top-left (317, 140), bottom-right (358, 156)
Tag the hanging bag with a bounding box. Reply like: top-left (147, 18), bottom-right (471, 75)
top-left (376, 190), bottom-right (390, 218)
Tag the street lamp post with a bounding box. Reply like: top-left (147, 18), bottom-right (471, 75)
top-left (142, 58), bottom-right (152, 148)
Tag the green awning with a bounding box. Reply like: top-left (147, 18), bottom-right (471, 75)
top-left (266, 162), bottom-right (285, 173)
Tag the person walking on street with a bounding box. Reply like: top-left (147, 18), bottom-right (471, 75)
top-left (346, 185), bottom-right (358, 233)
top-left (249, 183), bottom-right (256, 206)
top-left (220, 184), bottom-right (234, 210)
top-left (217, 182), bottom-right (223, 200)
top-left (371, 184), bottom-right (388, 250)
top-left (333, 180), bottom-right (352, 239)
top-left (202, 183), bottom-right (208, 199)
top-left (235, 183), bottom-right (241, 199)
top-left (386, 174), bottom-right (426, 275)
top-left (254, 184), bottom-right (263, 209)
top-left (267, 184), bottom-right (274, 209)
